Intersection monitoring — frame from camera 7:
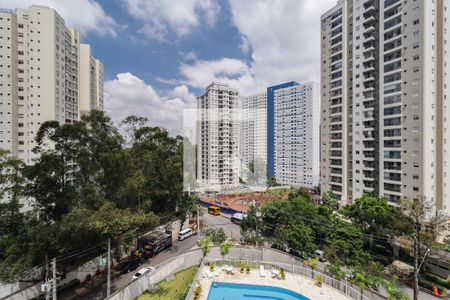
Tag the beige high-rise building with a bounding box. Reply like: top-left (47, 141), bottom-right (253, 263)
top-left (321, 0), bottom-right (450, 216)
top-left (80, 44), bottom-right (103, 115)
top-left (0, 5), bottom-right (103, 164)
top-left (197, 83), bottom-right (240, 191)
top-left (240, 92), bottom-right (267, 182)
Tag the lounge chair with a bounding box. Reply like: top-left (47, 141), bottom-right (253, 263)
top-left (205, 270), bottom-right (213, 278)
top-left (259, 265), bottom-right (266, 277)
top-left (214, 269), bottom-right (221, 277)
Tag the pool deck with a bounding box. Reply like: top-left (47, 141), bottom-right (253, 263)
top-left (197, 267), bottom-right (352, 300)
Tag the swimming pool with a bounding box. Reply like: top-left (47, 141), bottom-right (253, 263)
top-left (207, 282), bottom-right (310, 300)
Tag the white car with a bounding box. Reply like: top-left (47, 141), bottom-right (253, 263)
top-left (132, 266), bottom-right (155, 281)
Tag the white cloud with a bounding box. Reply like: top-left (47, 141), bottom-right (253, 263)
top-left (124, 0), bottom-right (220, 41)
top-left (239, 35), bottom-right (252, 55)
top-left (177, 58), bottom-right (266, 95)
top-left (161, 0), bottom-right (336, 96)
top-left (228, 0), bottom-right (336, 86)
top-left (104, 73), bottom-right (196, 135)
top-left (2, 0), bottom-right (118, 37)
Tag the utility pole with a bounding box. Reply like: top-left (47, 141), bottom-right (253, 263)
top-left (197, 204), bottom-right (200, 237)
top-left (413, 236), bottom-right (419, 300)
top-left (107, 238), bottom-right (111, 297)
top-left (45, 254), bottom-right (50, 300)
top-left (52, 257), bottom-right (57, 300)
top-left (413, 233), bottom-right (430, 300)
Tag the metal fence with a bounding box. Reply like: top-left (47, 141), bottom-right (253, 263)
top-left (203, 258), bottom-right (370, 300)
top-left (105, 246), bottom-right (377, 300)
top-left (105, 248), bottom-right (202, 300)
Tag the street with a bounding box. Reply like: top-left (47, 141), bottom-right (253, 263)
top-left (66, 208), bottom-right (240, 300)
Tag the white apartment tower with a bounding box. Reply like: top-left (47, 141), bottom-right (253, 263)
top-left (321, 0), bottom-right (450, 216)
top-left (240, 92), bottom-right (267, 182)
top-left (197, 83), bottom-right (239, 190)
top-left (80, 44), bottom-right (104, 115)
top-left (0, 5), bottom-right (103, 163)
top-left (274, 82), bottom-right (320, 188)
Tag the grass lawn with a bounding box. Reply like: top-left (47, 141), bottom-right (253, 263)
top-left (136, 266), bottom-right (199, 300)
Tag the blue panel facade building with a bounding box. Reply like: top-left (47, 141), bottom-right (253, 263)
top-left (266, 81), bottom-right (299, 179)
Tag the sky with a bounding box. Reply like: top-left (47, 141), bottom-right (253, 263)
top-left (4, 0), bottom-right (337, 135)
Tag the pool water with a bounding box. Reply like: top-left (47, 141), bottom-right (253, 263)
top-left (207, 282), bottom-right (310, 300)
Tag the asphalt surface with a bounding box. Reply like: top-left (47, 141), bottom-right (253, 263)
top-left (67, 209), bottom-right (240, 300)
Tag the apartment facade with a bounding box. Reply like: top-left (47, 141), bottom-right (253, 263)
top-left (274, 82), bottom-right (320, 188)
top-left (267, 81), bottom-right (299, 178)
top-left (240, 92), bottom-right (267, 183)
top-left (321, 0), bottom-right (450, 216)
top-left (80, 44), bottom-right (103, 115)
top-left (197, 83), bottom-right (240, 191)
top-left (0, 5), bottom-right (103, 164)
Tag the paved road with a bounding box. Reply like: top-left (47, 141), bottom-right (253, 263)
top-left (67, 209), bottom-right (240, 300)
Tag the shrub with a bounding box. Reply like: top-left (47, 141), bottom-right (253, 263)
top-left (280, 268), bottom-right (286, 280)
top-left (315, 275), bottom-right (323, 286)
top-left (209, 261), bottom-right (215, 271)
top-left (193, 283), bottom-right (202, 300)
top-left (419, 279), bottom-right (445, 294)
top-left (424, 273), bottom-right (450, 289)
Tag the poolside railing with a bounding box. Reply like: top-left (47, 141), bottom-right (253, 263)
top-left (184, 257), bottom-right (204, 300)
top-left (202, 258), bottom-right (370, 300)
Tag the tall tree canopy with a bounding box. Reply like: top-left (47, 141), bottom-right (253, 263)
top-left (0, 111), bottom-right (196, 283)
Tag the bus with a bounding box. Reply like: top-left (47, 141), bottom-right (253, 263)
top-left (208, 205), bottom-right (221, 215)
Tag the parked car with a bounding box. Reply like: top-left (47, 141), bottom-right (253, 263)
top-left (178, 228), bottom-right (193, 241)
top-left (116, 259), bottom-right (141, 274)
top-left (231, 212), bottom-right (247, 224)
top-left (132, 267), bottom-right (155, 281)
top-left (314, 250), bottom-right (327, 262)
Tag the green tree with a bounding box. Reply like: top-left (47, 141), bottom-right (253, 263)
top-left (282, 222), bottom-right (316, 258)
top-left (382, 276), bottom-right (410, 300)
top-left (0, 149), bottom-right (24, 235)
top-left (197, 235), bottom-right (213, 261)
top-left (219, 240), bottom-right (233, 261)
top-left (326, 263), bottom-right (345, 289)
top-left (267, 176), bottom-right (279, 187)
top-left (343, 194), bottom-right (398, 236)
top-left (321, 190), bottom-right (339, 209)
top-left (203, 228), bottom-right (227, 245)
top-left (351, 264), bottom-right (382, 300)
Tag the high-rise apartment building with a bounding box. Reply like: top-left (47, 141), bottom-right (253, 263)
top-left (267, 81), bottom-right (299, 178)
top-left (80, 44), bottom-right (103, 115)
top-left (321, 0), bottom-right (450, 216)
top-left (274, 82), bottom-right (320, 188)
top-left (240, 92), bottom-right (267, 182)
top-left (197, 83), bottom-right (240, 191)
top-left (0, 5), bottom-right (103, 164)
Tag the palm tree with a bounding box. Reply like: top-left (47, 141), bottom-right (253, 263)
top-left (219, 240), bottom-right (233, 262)
top-left (383, 276), bottom-right (410, 300)
top-left (326, 263), bottom-right (345, 290)
top-left (351, 269), bottom-right (381, 300)
top-left (351, 271), bottom-right (369, 300)
top-left (197, 235), bottom-right (213, 263)
top-left (306, 258), bottom-right (318, 278)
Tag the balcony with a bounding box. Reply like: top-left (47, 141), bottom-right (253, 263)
top-left (363, 161), bottom-right (375, 169)
top-left (384, 183), bottom-right (401, 193)
top-left (384, 172), bottom-right (401, 182)
top-left (384, 162), bottom-right (401, 171)
top-left (384, 150), bottom-right (401, 159)
top-left (384, 0), bottom-right (401, 10)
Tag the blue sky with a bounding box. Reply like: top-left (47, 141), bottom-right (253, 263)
top-left (4, 0), bottom-right (336, 134)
